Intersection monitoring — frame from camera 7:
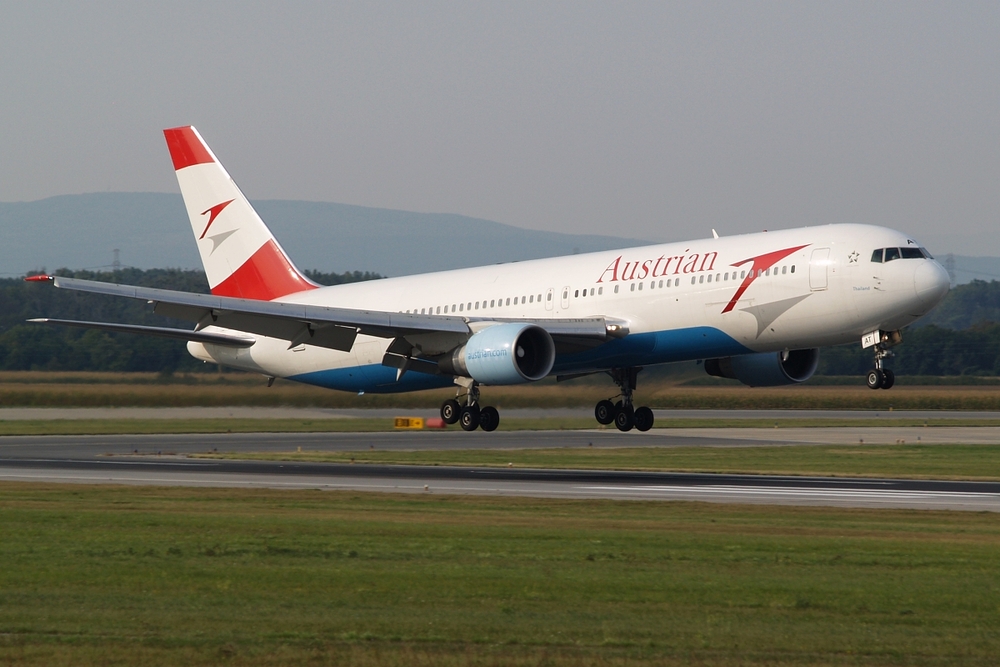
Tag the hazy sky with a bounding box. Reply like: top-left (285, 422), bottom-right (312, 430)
top-left (2, 2), bottom-right (998, 255)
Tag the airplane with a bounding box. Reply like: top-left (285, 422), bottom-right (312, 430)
top-left (27, 126), bottom-right (951, 432)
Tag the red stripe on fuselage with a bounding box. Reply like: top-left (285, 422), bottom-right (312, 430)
top-left (210, 240), bottom-right (317, 300)
top-left (722, 244), bottom-right (809, 313)
top-left (164, 127), bottom-right (214, 171)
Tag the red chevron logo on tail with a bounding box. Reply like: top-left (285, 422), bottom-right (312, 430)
top-left (199, 199), bottom-right (235, 239)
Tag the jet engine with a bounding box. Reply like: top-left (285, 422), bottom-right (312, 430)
top-left (704, 348), bottom-right (819, 387)
top-left (439, 323), bottom-right (555, 385)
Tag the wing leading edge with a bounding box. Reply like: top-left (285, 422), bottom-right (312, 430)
top-left (26, 275), bottom-right (626, 355)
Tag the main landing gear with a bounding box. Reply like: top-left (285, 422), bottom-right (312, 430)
top-left (866, 337), bottom-right (897, 390)
top-left (440, 381), bottom-right (500, 432)
top-left (594, 367), bottom-right (654, 432)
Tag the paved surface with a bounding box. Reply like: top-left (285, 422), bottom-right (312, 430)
top-left (1, 429), bottom-right (998, 512)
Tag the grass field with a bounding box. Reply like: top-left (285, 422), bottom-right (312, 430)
top-left (195, 443), bottom-right (1000, 481)
top-left (0, 484), bottom-right (998, 666)
top-left (3, 416), bottom-right (1000, 436)
top-left (6, 371), bottom-right (1000, 409)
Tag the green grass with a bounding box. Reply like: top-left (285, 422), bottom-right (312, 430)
top-left (7, 371), bottom-right (1000, 409)
top-left (0, 485), bottom-right (998, 665)
top-left (195, 443), bottom-right (1000, 481)
top-left (2, 416), bottom-right (1000, 436)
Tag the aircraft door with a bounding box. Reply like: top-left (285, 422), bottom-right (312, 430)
top-left (545, 288), bottom-right (554, 311)
top-left (560, 286), bottom-right (570, 309)
top-left (809, 248), bottom-right (830, 291)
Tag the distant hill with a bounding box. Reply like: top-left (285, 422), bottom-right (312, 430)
top-left (0, 193), bottom-right (648, 278)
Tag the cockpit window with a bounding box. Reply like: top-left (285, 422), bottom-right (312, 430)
top-left (872, 246), bottom-right (933, 262)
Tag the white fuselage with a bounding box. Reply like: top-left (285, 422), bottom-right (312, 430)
top-left (189, 223), bottom-right (950, 393)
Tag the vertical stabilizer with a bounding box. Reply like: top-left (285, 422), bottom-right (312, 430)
top-left (163, 126), bottom-right (317, 300)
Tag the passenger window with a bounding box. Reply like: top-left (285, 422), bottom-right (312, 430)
top-left (699, 275), bottom-right (704, 284)
top-left (459, 304), bottom-right (463, 312)
top-left (574, 290), bottom-right (579, 298)
top-left (724, 272), bottom-right (728, 280)
top-left (468, 302), bottom-right (472, 310)
top-left (436, 306), bottom-right (441, 314)
top-left (538, 293), bottom-right (543, 301)
top-left (614, 285), bottom-right (619, 293)
top-left (598, 287), bottom-right (603, 295)
top-left (691, 277), bottom-right (696, 285)
top-left (871, 249), bottom-right (883, 263)
top-left (638, 282), bottom-right (643, 290)
top-left (707, 274), bottom-right (712, 283)
top-left (740, 271), bottom-right (746, 279)
top-left (631, 283), bottom-right (636, 291)
top-left (562, 291), bottom-right (568, 300)
top-left (547, 292), bottom-right (552, 301)
top-left (658, 280), bottom-right (663, 288)
top-left (490, 300), bottom-right (495, 307)
top-left (529, 295), bottom-right (533, 303)
top-left (791, 265), bottom-right (795, 273)
top-left (884, 248), bottom-right (900, 262)
top-left (782, 266), bottom-right (787, 274)
top-left (421, 308), bottom-right (426, 314)
top-left (521, 296), bottom-right (526, 304)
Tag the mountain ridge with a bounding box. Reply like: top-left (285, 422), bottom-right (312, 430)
top-left (0, 193), bottom-right (649, 278)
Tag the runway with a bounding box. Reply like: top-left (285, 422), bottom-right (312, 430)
top-left (1, 429), bottom-right (999, 511)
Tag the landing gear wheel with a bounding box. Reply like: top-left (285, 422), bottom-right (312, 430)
top-left (441, 399), bottom-right (461, 424)
top-left (881, 369), bottom-right (895, 390)
top-left (595, 400), bottom-right (616, 425)
top-left (614, 406), bottom-right (635, 432)
top-left (633, 406), bottom-right (654, 432)
top-left (866, 369), bottom-right (884, 390)
top-left (479, 406), bottom-right (500, 432)
top-left (459, 405), bottom-right (481, 431)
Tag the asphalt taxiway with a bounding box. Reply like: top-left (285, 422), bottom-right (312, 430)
top-left (1, 428), bottom-right (998, 511)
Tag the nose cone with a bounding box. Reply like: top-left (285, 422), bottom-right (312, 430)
top-left (914, 260), bottom-right (950, 311)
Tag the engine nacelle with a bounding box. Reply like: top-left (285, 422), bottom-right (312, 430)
top-left (704, 348), bottom-right (819, 387)
top-left (440, 323), bottom-right (555, 385)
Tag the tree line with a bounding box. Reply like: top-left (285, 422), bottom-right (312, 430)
top-left (0, 268), bottom-right (382, 373)
top-left (2, 269), bottom-right (999, 376)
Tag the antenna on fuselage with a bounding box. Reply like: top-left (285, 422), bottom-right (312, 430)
top-left (711, 229), bottom-right (719, 239)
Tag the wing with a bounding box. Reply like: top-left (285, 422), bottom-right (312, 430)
top-left (27, 318), bottom-right (256, 347)
top-left (26, 276), bottom-right (627, 354)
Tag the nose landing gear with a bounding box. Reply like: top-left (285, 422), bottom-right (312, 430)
top-left (440, 381), bottom-right (501, 431)
top-left (866, 338), bottom-right (897, 390)
top-left (594, 367), bottom-right (655, 432)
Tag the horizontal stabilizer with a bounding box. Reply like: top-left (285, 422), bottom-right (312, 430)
top-left (28, 319), bottom-right (256, 348)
